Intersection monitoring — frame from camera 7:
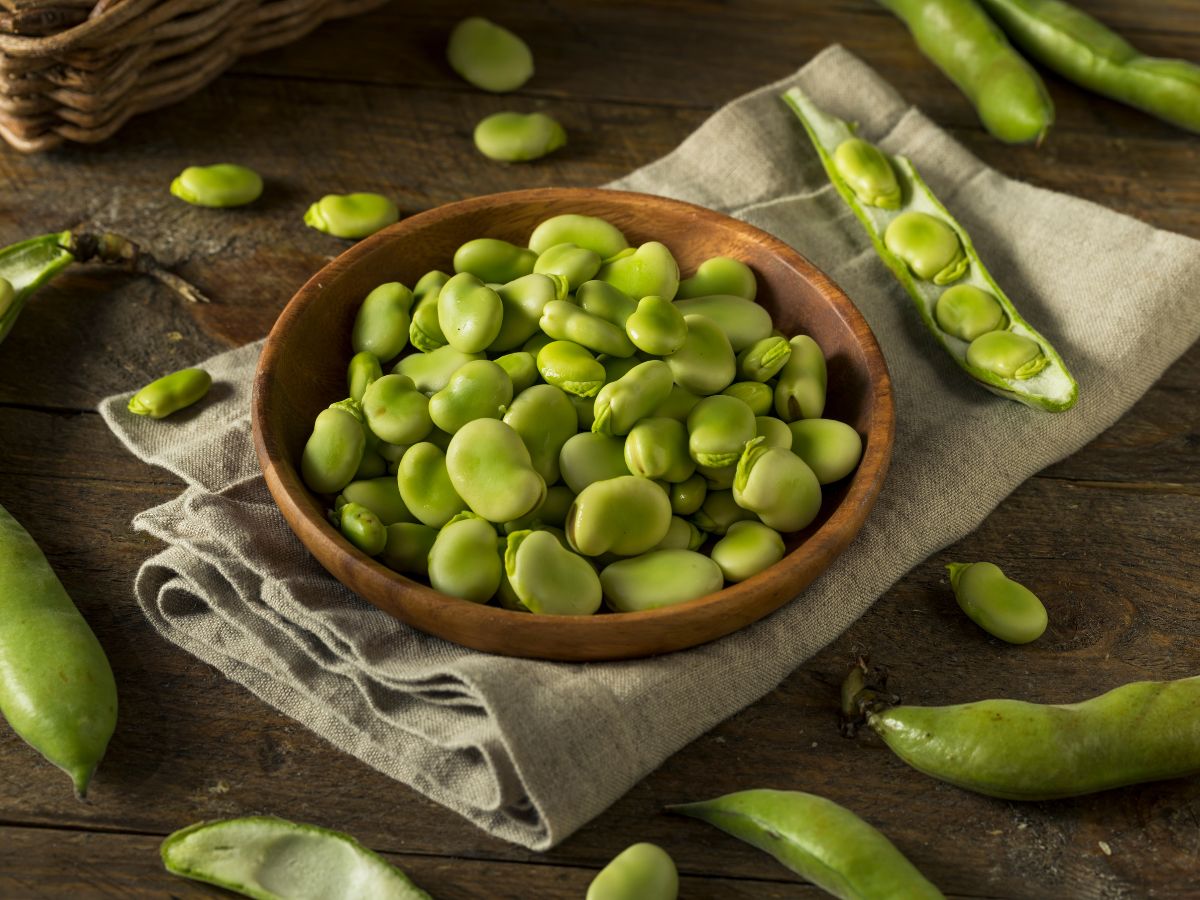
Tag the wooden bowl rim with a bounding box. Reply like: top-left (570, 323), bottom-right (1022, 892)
top-left (252, 186), bottom-right (894, 660)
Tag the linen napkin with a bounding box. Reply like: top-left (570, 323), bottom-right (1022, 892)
top-left (100, 45), bottom-right (1200, 850)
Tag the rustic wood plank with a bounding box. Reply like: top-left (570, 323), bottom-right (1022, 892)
top-left (0, 459), bottom-right (1195, 898)
top-left (0, 825), bottom-right (845, 899)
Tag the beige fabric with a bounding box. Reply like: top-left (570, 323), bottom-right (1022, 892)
top-left (99, 46), bottom-right (1200, 850)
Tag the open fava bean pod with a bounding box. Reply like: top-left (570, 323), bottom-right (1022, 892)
top-left (783, 87), bottom-right (1078, 412)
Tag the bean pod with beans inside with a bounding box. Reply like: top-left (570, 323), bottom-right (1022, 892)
top-left (297, 212), bottom-right (868, 615)
top-left (843, 660), bottom-right (1200, 800)
top-left (784, 87), bottom-right (1077, 412)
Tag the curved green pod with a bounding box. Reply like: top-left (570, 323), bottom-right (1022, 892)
top-left (0, 503), bottom-right (117, 797)
top-left (783, 87), bottom-right (1077, 412)
top-left (850, 669), bottom-right (1200, 801)
top-left (978, 0), bottom-right (1200, 134)
top-left (671, 790), bottom-right (944, 899)
top-left (876, 0), bottom-right (1053, 144)
top-left (161, 816), bottom-right (432, 899)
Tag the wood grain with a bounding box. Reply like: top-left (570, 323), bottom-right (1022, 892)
top-left (0, 0), bottom-right (1198, 895)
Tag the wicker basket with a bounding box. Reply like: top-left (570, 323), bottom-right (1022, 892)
top-left (0, 0), bottom-right (389, 152)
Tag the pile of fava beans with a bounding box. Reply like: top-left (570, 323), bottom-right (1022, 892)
top-left (299, 213), bottom-right (864, 616)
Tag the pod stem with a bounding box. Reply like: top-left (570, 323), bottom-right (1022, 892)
top-left (839, 656), bottom-right (900, 737)
top-left (65, 231), bottom-right (211, 304)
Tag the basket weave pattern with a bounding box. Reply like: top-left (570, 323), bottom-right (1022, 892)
top-left (0, 0), bottom-right (389, 152)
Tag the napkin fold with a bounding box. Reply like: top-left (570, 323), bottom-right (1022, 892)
top-left (100, 45), bottom-right (1200, 850)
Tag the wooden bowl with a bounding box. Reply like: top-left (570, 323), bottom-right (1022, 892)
top-left (253, 188), bottom-right (894, 661)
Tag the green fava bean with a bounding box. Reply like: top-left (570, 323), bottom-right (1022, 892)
top-left (600, 549), bottom-right (723, 612)
top-left (599, 354), bottom-right (641, 384)
top-left (587, 842), bottom-right (679, 900)
top-left (301, 401), bottom-right (366, 495)
top-left (578, 280), bottom-right (638, 328)
top-left (756, 415), bottom-right (793, 450)
top-left (170, 163), bottom-right (263, 208)
top-left (379, 522), bottom-right (437, 577)
top-left (556, 434), bottom-right (628, 496)
top-left (505, 530), bottom-right (602, 616)
top-left (966, 330), bottom-right (1048, 379)
top-left (625, 295), bottom-right (687, 356)
top-left (413, 269), bottom-right (450, 301)
top-left (489, 272), bottom-right (566, 352)
top-left (788, 418), bottom-right (863, 484)
top-left (624, 417), bottom-right (695, 483)
top-left (669, 472), bottom-right (707, 515)
top-left (523, 331), bottom-right (553, 357)
top-left (722, 381), bottom-right (773, 415)
top-left (529, 214), bottom-right (629, 259)
top-left (596, 241), bottom-right (680, 301)
top-left (446, 418), bottom-right (546, 523)
top-left (453, 238), bottom-right (537, 284)
top-left (428, 359), bottom-right (513, 433)
top-left (673, 295), bottom-right (772, 352)
top-left (494, 351), bottom-right (538, 393)
top-left (0, 503), bottom-right (118, 798)
top-left (352, 282), bottom-right (414, 362)
top-left (540, 300), bottom-right (636, 358)
top-left (652, 516), bottom-right (705, 552)
top-left (884, 211), bottom-right (968, 285)
top-left (348, 351), bottom-right (382, 402)
top-left (392, 345), bottom-right (482, 394)
top-left (396, 442), bottom-right (466, 528)
top-left (534, 242), bottom-right (602, 290)
top-left (503, 484), bottom-right (575, 533)
top-left (333, 502), bottom-right (387, 556)
top-left (671, 790), bottom-right (944, 900)
top-left (711, 520), bottom-right (785, 582)
top-left (935, 284), bottom-right (1007, 341)
top-left (438, 272), bottom-right (504, 353)
top-left (690, 488), bottom-right (755, 535)
top-left (948, 562), bottom-right (1048, 644)
top-left (696, 461), bottom-right (736, 491)
top-left (570, 392), bottom-right (596, 430)
top-left (408, 291), bottom-right (447, 352)
top-left (127, 367), bottom-right (212, 419)
top-left (687, 395), bottom-right (756, 468)
top-left (666, 314), bottom-right (736, 396)
top-left (474, 112), bottom-right (567, 163)
top-left (676, 256), bottom-right (757, 301)
top-left (733, 436), bottom-right (822, 533)
top-left (361, 374), bottom-right (433, 445)
top-left (592, 360), bottom-right (673, 436)
top-left (737, 335), bottom-right (792, 382)
top-left (566, 475), bottom-right (672, 557)
top-left (338, 477), bottom-right (414, 526)
top-left (774, 335), bottom-right (827, 421)
top-left (447, 17), bottom-right (534, 93)
top-left (537, 340), bottom-right (606, 398)
top-left (832, 138), bottom-right (902, 209)
top-left (304, 192), bottom-right (399, 240)
top-left (428, 513), bottom-right (503, 603)
top-left (353, 445), bottom-right (388, 481)
top-left (503, 383), bottom-right (577, 484)
top-left (651, 383), bottom-right (702, 421)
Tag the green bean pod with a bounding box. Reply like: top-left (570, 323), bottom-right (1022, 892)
top-left (127, 367), bottom-right (212, 419)
top-left (0, 503), bottom-right (117, 797)
top-left (783, 88), bottom-right (1078, 411)
top-left (979, 0), bottom-right (1200, 134)
top-left (876, 0), bottom-right (1054, 144)
top-left (671, 789), bottom-right (944, 899)
top-left (848, 666), bottom-right (1200, 801)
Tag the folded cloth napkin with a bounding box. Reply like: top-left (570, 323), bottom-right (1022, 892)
top-left (100, 45), bottom-right (1200, 850)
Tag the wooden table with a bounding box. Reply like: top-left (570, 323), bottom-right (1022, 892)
top-left (1, 2), bottom-right (1197, 896)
